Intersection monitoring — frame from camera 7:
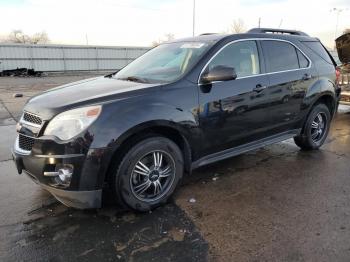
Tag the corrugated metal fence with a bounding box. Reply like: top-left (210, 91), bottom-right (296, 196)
top-left (0, 43), bottom-right (149, 72)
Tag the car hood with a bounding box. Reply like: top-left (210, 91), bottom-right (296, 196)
top-left (24, 76), bottom-right (160, 120)
top-left (336, 33), bottom-right (350, 64)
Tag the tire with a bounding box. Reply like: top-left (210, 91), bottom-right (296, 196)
top-left (111, 136), bottom-right (184, 212)
top-left (294, 103), bottom-right (331, 150)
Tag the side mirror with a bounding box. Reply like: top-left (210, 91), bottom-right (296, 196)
top-left (200, 65), bottom-right (237, 84)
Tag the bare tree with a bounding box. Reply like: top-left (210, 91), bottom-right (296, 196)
top-left (152, 33), bottom-right (175, 47)
top-left (31, 31), bottom-right (50, 44)
top-left (229, 19), bottom-right (246, 34)
top-left (2, 30), bottom-right (50, 44)
top-left (7, 30), bottom-right (29, 43)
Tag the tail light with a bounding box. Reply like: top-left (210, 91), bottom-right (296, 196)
top-left (336, 67), bottom-right (341, 85)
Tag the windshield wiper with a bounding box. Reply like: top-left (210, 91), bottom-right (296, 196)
top-left (117, 76), bottom-right (149, 83)
top-left (104, 70), bottom-right (119, 78)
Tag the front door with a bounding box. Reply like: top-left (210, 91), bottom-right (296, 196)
top-left (198, 40), bottom-right (272, 156)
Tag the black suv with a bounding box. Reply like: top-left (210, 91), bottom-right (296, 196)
top-left (13, 28), bottom-right (341, 211)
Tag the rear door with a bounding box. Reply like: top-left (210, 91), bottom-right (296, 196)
top-left (260, 40), bottom-right (316, 134)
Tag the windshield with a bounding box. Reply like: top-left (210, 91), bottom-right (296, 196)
top-left (114, 42), bottom-right (213, 83)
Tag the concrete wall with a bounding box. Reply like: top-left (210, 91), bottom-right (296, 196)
top-left (0, 43), bottom-right (149, 72)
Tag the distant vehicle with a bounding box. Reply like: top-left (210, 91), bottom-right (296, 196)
top-left (335, 33), bottom-right (350, 105)
top-left (13, 28), bottom-right (341, 211)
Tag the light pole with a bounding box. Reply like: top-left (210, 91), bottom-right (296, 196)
top-left (331, 8), bottom-right (348, 40)
top-left (192, 0), bottom-right (196, 36)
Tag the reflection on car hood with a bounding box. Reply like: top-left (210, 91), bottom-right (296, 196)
top-left (24, 76), bottom-right (160, 120)
top-left (336, 33), bottom-right (350, 64)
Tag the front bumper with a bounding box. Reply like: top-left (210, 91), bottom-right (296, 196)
top-left (12, 150), bottom-right (103, 209)
top-left (25, 168), bottom-right (102, 209)
top-left (12, 134), bottom-right (113, 209)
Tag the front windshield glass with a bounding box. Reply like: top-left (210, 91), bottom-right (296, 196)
top-left (114, 42), bottom-right (213, 83)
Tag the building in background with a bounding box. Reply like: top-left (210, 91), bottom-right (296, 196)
top-left (0, 43), bottom-right (149, 72)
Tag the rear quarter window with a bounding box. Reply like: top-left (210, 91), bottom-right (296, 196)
top-left (296, 49), bottom-right (310, 68)
top-left (302, 41), bottom-right (334, 65)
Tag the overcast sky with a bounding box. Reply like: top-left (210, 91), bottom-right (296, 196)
top-left (0, 0), bottom-right (349, 48)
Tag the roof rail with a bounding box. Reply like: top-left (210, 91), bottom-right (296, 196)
top-left (247, 28), bottom-right (309, 36)
top-left (199, 33), bottom-right (218, 36)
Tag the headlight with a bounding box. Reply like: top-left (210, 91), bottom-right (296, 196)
top-left (44, 105), bottom-right (101, 140)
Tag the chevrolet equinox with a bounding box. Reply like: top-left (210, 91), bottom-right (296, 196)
top-left (13, 28), bottom-right (341, 211)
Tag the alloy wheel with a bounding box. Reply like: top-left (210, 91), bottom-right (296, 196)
top-left (130, 150), bottom-right (176, 202)
top-left (310, 112), bottom-right (327, 142)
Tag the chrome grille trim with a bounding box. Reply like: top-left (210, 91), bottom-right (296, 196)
top-left (20, 112), bottom-right (43, 128)
top-left (20, 119), bottom-right (42, 128)
top-left (23, 112), bottom-right (42, 125)
top-left (16, 112), bottom-right (42, 154)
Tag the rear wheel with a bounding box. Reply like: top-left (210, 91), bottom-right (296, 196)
top-left (111, 136), bottom-right (183, 212)
top-left (294, 103), bottom-right (331, 150)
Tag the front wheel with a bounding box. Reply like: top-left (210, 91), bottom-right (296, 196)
top-left (112, 136), bottom-right (184, 212)
top-left (294, 103), bottom-right (331, 150)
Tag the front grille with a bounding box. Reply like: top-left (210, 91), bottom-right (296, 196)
top-left (23, 112), bottom-right (42, 125)
top-left (18, 134), bottom-right (35, 151)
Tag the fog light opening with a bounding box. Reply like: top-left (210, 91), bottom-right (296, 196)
top-left (55, 165), bottom-right (73, 186)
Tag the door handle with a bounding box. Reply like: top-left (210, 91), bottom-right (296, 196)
top-left (302, 73), bottom-right (312, 80)
top-left (253, 84), bottom-right (267, 92)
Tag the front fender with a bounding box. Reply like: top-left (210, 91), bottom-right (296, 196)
top-left (88, 98), bottom-right (199, 149)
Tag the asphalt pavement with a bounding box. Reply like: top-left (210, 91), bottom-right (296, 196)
top-left (1, 76), bottom-right (350, 262)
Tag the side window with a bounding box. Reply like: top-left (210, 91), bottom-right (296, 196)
top-left (302, 41), bottom-right (334, 65)
top-left (261, 41), bottom-right (299, 72)
top-left (296, 49), bottom-right (309, 68)
top-left (207, 41), bottom-right (260, 78)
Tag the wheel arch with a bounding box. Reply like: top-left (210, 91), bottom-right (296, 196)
top-left (104, 121), bottom-right (194, 186)
top-left (314, 94), bottom-right (337, 116)
top-left (304, 76), bottom-right (338, 116)
top-left (300, 92), bottom-right (336, 134)
top-left (309, 92), bottom-right (337, 118)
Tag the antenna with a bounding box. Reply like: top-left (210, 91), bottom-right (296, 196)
top-left (278, 19), bottom-right (283, 28)
top-left (192, 0), bottom-right (196, 37)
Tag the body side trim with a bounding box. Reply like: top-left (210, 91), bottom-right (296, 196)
top-left (34, 154), bottom-right (85, 158)
top-left (192, 129), bottom-right (301, 169)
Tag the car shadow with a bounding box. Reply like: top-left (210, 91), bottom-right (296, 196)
top-left (3, 197), bottom-right (208, 262)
